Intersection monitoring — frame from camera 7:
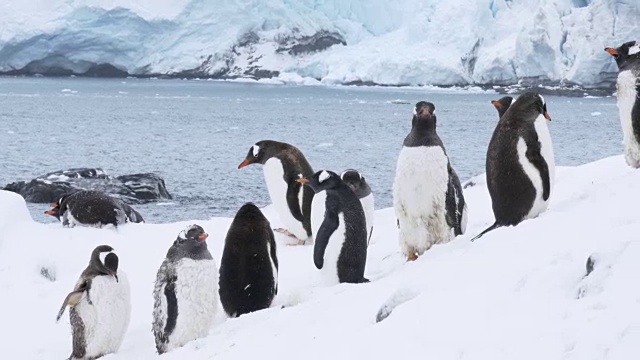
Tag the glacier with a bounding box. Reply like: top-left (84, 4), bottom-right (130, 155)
top-left (0, 0), bottom-right (638, 89)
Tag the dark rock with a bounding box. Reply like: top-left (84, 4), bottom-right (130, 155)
top-left (3, 167), bottom-right (172, 205)
top-left (278, 30), bottom-right (346, 56)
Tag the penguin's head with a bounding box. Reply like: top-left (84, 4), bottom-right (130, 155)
top-left (169, 224), bottom-right (210, 259)
top-left (44, 194), bottom-right (70, 220)
top-left (235, 202), bottom-right (267, 220)
top-left (514, 92), bottom-right (551, 121)
top-left (490, 96), bottom-right (513, 118)
top-left (340, 169), bottom-right (369, 195)
top-left (91, 245), bottom-right (119, 281)
top-left (296, 170), bottom-right (341, 192)
top-left (605, 40), bottom-right (640, 69)
top-left (238, 140), bottom-right (274, 168)
top-left (412, 101), bottom-right (436, 127)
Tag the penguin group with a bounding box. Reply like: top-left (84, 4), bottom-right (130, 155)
top-left (52, 39), bottom-right (639, 358)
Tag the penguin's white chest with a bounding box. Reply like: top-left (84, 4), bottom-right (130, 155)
top-left (166, 259), bottom-right (219, 350)
top-left (310, 190), bottom-right (327, 241)
top-left (263, 158), bottom-right (307, 239)
top-left (360, 194), bottom-right (375, 245)
top-left (616, 70), bottom-right (640, 167)
top-left (74, 272), bottom-right (131, 358)
top-left (320, 213), bottom-right (347, 285)
top-left (393, 146), bottom-right (450, 253)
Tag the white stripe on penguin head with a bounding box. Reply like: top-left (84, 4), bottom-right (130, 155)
top-left (629, 43), bottom-right (640, 55)
top-left (99, 249), bottom-right (114, 265)
top-left (319, 170), bottom-right (330, 183)
top-left (252, 145), bottom-right (260, 157)
top-left (538, 94), bottom-right (545, 105)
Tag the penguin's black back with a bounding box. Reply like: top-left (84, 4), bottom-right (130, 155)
top-left (219, 203), bottom-right (278, 317)
top-left (61, 190), bottom-right (125, 227)
top-left (486, 93), bottom-right (546, 225)
top-left (319, 183), bottom-right (368, 284)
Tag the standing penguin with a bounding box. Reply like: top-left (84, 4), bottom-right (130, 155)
top-left (393, 101), bottom-right (468, 261)
top-left (491, 96), bottom-right (514, 119)
top-left (152, 225), bottom-right (219, 354)
top-left (340, 169), bottom-right (375, 245)
top-left (238, 140), bottom-right (314, 245)
top-left (605, 40), bottom-right (640, 168)
top-left (297, 170), bottom-right (369, 284)
top-left (471, 92), bottom-right (555, 241)
top-left (44, 190), bottom-right (144, 228)
top-left (219, 203), bottom-right (278, 318)
top-left (56, 245), bottom-right (131, 360)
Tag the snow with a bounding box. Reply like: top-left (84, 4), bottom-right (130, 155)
top-left (1, 154), bottom-right (639, 359)
top-left (0, 0), bottom-right (637, 87)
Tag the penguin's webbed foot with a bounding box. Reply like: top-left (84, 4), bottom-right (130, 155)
top-left (406, 253), bottom-right (419, 262)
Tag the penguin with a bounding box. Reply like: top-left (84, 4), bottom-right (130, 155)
top-left (55, 245), bottom-right (131, 360)
top-left (471, 92), bottom-right (555, 241)
top-left (238, 140), bottom-right (315, 245)
top-left (491, 96), bottom-right (514, 119)
top-left (152, 224), bottom-right (219, 354)
top-left (296, 170), bottom-right (369, 284)
top-left (44, 190), bottom-right (144, 228)
top-left (605, 40), bottom-right (640, 168)
top-left (340, 169), bottom-right (375, 245)
top-left (392, 101), bottom-right (468, 261)
top-left (219, 202), bottom-right (278, 318)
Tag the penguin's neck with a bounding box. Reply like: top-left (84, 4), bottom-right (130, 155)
top-left (411, 121), bottom-right (436, 136)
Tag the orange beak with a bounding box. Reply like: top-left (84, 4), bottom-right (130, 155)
top-left (44, 209), bottom-right (57, 215)
top-left (544, 112), bottom-right (551, 121)
top-left (198, 233), bottom-right (208, 241)
top-left (238, 159), bottom-right (251, 169)
top-left (605, 47), bottom-right (618, 56)
top-left (491, 100), bottom-right (502, 108)
top-left (296, 178), bottom-right (310, 184)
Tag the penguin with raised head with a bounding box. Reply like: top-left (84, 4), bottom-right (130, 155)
top-left (491, 96), bottom-right (514, 119)
top-left (393, 101), bottom-right (468, 261)
top-left (605, 40), bottom-right (640, 168)
top-left (44, 190), bottom-right (144, 228)
top-left (471, 92), bottom-right (555, 241)
top-left (340, 169), bottom-right (375, 245)
top-left (56, 245), bottom-right (131, 360)
top-left (219, 203), bottom-right (278, 318)
top-left (238, 140), bottom-right (314, 245)
top-left (297, 170), bottom-right (369, 284)
top-left (152, 224), bottom-right (218, 354)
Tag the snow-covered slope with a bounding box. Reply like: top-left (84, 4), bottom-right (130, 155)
top-left (0, 0), bottom-right (637, 88)
top-left (0, 154), bottom-right (638, 359)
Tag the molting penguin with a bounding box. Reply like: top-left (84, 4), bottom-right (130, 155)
top-left (340, 169), bottom-right (375, 245)
top-left (605, 40), bottom-right (640, 168)
top-left (152, 225), bottom-right (219, 354)
top-left (297, 170), bottom-right (369, 284)
top-left (45, 190), bottom-right (144, 228)
top-left (491, 96), bottom-right (514, 119)
top-left (238, 140), bottom-right (314, 245)
top-left (392, 101), bottom-right (468, 261)
top-left (56, 245), bottom-right (131, 360)
top-left (471, 92), bottom-right (555, 241)
top-left (219, 203), bottom-right (278, 318)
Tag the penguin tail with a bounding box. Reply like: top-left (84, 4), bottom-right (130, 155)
top-left (469, 222), bottom-right (501, 242)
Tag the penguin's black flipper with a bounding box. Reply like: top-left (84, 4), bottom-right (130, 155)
top-left (524, 133), bottom-right (551, 201)
top-left (56, 287), bottom-right (87, 322)
top-left (314, 211), bottom-right (339, 270)
top-left (470, 222), bottom-right (501, 242)
top-left (445, 163), bottom-right (465, 236)
top-left (285, 180), bottom-right (305, 223)
top-left (163, 275), bottom-right (178, 339)
top-left (267, 226), bottom-right (279, 295)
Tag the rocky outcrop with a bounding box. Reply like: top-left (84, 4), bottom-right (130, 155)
top-left (3, 167), bottom-right (172, 204)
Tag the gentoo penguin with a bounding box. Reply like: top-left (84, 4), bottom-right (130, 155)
top-left (238, 140), bottom-right (315, 244)
top-left (55, 245), bottom-right (131, 360)
top-left (491, 96), bottom-right (514, 119)
top-left (605, 41), bottom-right (640, 168)
top-left (340, 169), bottom-right (375, 245)
top-left (152, 224), bottom-right (218, 354)
top-left (471, 92), bottom-right (555, 241)
top-left (44, 190), bottom-right (144, 227)
top-left (392, 101), bottom-right (468, 261)
top-left (297, 170), bottom-right (369, 284)
top-left (219, 203), bottom-right (278, 318)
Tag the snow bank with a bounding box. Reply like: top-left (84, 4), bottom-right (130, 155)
top-left (0, 0), bottom-right (637, 87)
top-left (0, 155), bottom-right (639, 359)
